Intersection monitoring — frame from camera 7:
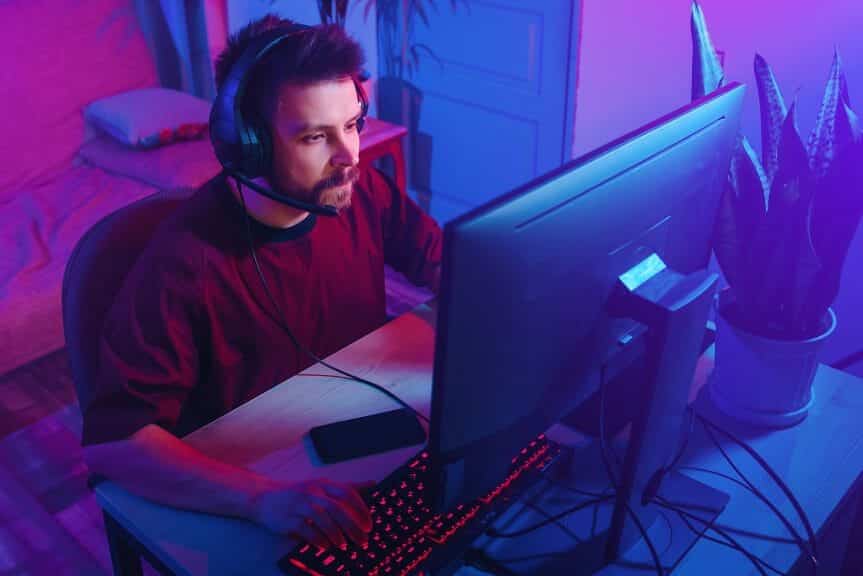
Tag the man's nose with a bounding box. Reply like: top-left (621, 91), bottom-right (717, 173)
top-left (331, 134), bottom-right (359, 167)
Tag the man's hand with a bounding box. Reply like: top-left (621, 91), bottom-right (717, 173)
top-left (253, 479), bottom-right (372, 549)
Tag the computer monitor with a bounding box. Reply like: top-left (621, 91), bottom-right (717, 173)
top-left (430, 82), bottom-right (745, 568)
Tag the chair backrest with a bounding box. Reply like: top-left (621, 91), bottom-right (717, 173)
top-left (62, 195), bottom-right (183, 411)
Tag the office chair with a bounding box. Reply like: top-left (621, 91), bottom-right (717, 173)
top-left (62, 193), bottom-right (184, 576)
top-left (62, 194), bottom-right (183, 412)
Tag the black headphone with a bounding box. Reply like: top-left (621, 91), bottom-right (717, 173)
top-left (209, 24), bottom-right (369, 216)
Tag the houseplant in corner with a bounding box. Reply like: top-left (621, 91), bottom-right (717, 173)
top-left (691, 1), bottom-right (863, 427)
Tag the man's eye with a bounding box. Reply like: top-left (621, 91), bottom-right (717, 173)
top-left (302, 133), bottom-right (325, 143)
top-left (345, 122), bottom-right (358, 132)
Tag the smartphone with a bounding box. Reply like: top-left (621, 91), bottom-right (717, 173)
top-left (309, 408), bottom-right (427, 464)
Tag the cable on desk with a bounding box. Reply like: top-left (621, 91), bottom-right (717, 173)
top-left (512, 472), bottom-right (615, 542)
top-left (678, 465), bottom-right (756, 495)
top-left (519, 500), bottom-right (585, 543)
top-left (237, 181), bottom-right (429, 425)
top-left (654, 496), bottom-right (777, 576)
top-left (485, 495), bottom-right (614, 539)
top-left (695, 413), bottom-right (817, 570)
top-left (461, 548), bottom-right (523, 576)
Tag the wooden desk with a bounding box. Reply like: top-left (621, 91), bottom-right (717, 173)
top-left (96, 305), bottom-right (437, 576)
top-left (471, 352), bottom-right (863, 575)
top-left (360, 117), bottom-right (408, 194)
top-left (95, 305), bottom-right (863, 575)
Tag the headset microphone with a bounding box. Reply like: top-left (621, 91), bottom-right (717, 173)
top-left (229, 171), bottom-right (339, 217)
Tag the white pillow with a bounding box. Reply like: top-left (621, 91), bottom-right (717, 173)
top-left (84, 87), bottom-right (211, 148)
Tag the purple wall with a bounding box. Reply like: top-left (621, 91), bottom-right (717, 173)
top-left (574, 0), bottom-right (863, 157)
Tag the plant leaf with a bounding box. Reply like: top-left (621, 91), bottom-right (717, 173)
top-left (319, 0), bottom-right (333, 24)
top-left (724, 136), bottom-right (768, 319)
top-left (774, 103), bottom-right (812, 207)
top-left (808, 48), bottom-right (851, 179)
top-left (414, 0), bottom-right (430, 27)
top-left (336, 0), bottom-right (348, 24)
top-left (754, 53), bottom-right (787, 187)
top-left (690, 1), bottom-right (725, 100)
top-left (806, 121), bottom-right (863, 329)
top-left (742, 104), bottom-right (812, 334)
top-left (410, 42), bottom-right (444, 70)
top-left (713, 180), bottom-right (739, 287)
top-left (810, 99), bottom-right (863, 252)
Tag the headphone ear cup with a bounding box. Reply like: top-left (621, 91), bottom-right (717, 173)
top-left (240, 113), bottom-right (271, 178)
top-left (256, 123), bottom-right (273, 175)
top-left (354, 77), bottom-right (369, 133)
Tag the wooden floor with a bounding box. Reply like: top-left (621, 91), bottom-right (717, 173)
top-left (0, 349), bottom-right (117, 575)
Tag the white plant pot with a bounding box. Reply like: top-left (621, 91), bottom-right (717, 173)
top-left (708, 292), bottom-right (837, 429)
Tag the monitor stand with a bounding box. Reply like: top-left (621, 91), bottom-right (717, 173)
top-left (470, 254), bottom-right (728, 574)
top-left (602, 253), bottom-right (728, 571)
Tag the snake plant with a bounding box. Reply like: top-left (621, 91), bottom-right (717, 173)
top-left (692, 1), bottom-right (863, 339)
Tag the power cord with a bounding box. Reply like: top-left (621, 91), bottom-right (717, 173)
top-left (235, 179), bottom-right (430, 425)
top-left (653, 496), bottom-right (775, 576)
top-left (485, 494), bottom-right (615, 539)
top-left (694, 412), bottom-right (817, 571)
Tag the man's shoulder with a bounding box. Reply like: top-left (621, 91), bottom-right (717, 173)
top-left (140, 176), bottom-right (233, 271)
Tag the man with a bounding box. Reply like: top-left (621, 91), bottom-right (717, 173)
top-left (82, 16), bottom-right (442, 551)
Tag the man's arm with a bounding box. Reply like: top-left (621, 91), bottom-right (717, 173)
top-left (84, 424), bottom-right (371, 549)
top-left (83, 220), bottom-right (369, 548)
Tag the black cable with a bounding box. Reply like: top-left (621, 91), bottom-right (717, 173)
top-left (695, 413), bottom-right (817, 569)
top-left (599, 364), bottom-right (665, 576)
top-left (675, 512), bottom-right (786, 575)
top-left (519, 500), bottom-right (585, 543)
top-left (235, 179), bottom-right (430, 425)
top-left (700, 421), bottom-right (810, 560)
top-left (700, 422), bottom-right (804, 548)
top-left (485, 495), bottom-right (614, 538)
top-left (462, 548), bottom-right (523, 576)
top-left (654, 497), bottom-right (777, 576)
top-left (543, 470), bottom-right (613, 500)
top-left (486, 474), bottom-right (597, 543)
top-left (678, 465), bottom-right (758, 495)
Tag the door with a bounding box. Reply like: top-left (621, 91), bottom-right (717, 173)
top-left (389, 0), bottom-right (581, 223)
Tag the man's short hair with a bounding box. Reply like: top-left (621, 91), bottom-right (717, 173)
top-left (214, 14), bottom-right (365, 124)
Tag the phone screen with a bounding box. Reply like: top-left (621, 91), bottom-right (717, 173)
top-left (309, 408), bottom-right (426, 464)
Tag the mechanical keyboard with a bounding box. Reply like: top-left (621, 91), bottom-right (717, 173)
top-left (279, 434), bottom-right (560, 576)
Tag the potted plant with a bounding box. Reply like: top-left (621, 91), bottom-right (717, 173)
top-left (690, 1), bottom-right (863, 427)
top-left (362, 0), bottom-right (467, 208)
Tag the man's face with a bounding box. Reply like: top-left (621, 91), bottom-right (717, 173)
top-left (269, 77), bottom-right (363, 212)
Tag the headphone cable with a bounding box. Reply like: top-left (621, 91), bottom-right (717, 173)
top-left (235, 178), bottom-right (430, 425)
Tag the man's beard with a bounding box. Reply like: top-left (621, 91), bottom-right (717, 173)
top-left (268, 166), bottom-right (360, 213)
top-left (312, 166), bottom-right (360, 211)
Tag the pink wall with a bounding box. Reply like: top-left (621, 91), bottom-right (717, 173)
top-left (573, 0), bottom-right (863, 368)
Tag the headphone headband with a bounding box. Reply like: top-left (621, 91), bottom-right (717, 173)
top-left (209, 24), bottom-right (368, 179)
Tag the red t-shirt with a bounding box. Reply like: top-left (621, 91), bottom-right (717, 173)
top-left (82, 167), bottom-right (441, 445)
